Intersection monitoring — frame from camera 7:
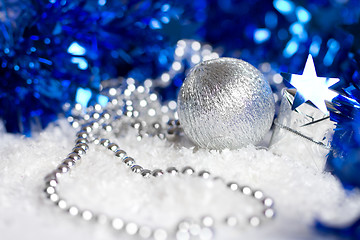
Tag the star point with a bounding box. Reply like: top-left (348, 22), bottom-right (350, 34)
top-left (281, 54), bottom-right (340, 114)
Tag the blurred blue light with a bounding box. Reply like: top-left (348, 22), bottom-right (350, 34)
top-left (71, 57), bottom-right (88, 70)
top-left (44, 38), bottom-right (51, 44)
top-left (150, 19), bottom-right (162, 29)
top-left (38, 58), bottom-right (52, 65)
top-left (324, 39), bottom-right (340, 66)
top-left (161, 16), bottom-right (170, 24)
top-left (98, 0), bottom-right (106, 6)
top-left (75, 88), bottom-right (92, 107)
top-left (161, 4), bottom-right (170, 12)
top-left (283, 38), bottom-right (299, 58)
top-left (67, 42), bottom-right (86, 56)
top-left (158, 52), bottom-right (167, 65)
top-left (309, 35), bottom-right (322, 57)
top-left (265, 12), bottom-right (278, 29)
top-left (273, 0), bottom-right (295, 14)
top-left (296, 7), bottom-right (311, 23)
top-left (97, 95), bottom-right (109, 106)
top-left (290, 22), bottom-right (308, 40)
top-left (290, 22), bottom-right (303, 35)
top-left (254, 29), bottom-right (271, 44)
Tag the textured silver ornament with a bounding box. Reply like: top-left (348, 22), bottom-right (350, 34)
top-left (177, 57), bottom-right (275, 150)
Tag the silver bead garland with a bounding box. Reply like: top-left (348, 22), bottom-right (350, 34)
top-left (44, 40), bottom-right (276, 240)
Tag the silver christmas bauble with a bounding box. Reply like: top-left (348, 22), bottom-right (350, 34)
top-left (177, 57), bottom-right (275, 150)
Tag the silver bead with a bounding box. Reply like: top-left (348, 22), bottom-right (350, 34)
top-left (176, 230), bottom-right (190, 240)
top-left (177, 57), bottom-right (275, 150)
top-left (227, 182), bottom-right (239, 191)
top-left (44, 169), bottom-right (62, 182)
top-left (93, 137), bottom-right (101, 145)
top-left (67, 152), bottom-right (81, 161)
top-left (152, 169), bottom-right (164, 177)
top-left (181, 166), bottom-right (195, 175)
top-left (189, 223), bottom-right (201, 236)
top-left (45, 186), bottom-right (56, 195)
top-left (72, 147), bottom-right (86, 156)
top-left (177, 219), bottom-right (191, 231)
top-left (108, 143), bottom-right (119, 152)
top-left (103, 124), bottom-right (113, 132)
top-left (46, 179), bottom-right (58, 187)
top-left (75, 137), bottom-right (88, 144)
top-left (91, 111), bottom-right (101, 120)
top-left (75, 142), bottom-right (89, 151)
top-left (263, 197), bottom-right (274, 207)
top-left (225, 216), bottom-right (238, 227)
top-left (81, 124), bottom-right (93, 133)
top-left (141, 169), bottom-right (152, 178)
top-left (49, 193), bottom-right (59, 203)
top-left (241, 186), bottom-right (252, 195)
top-left (101, 111), bottom-right (111, 120)
top-left (138, 226), bottom-right (152, 239)
top-left (126, 222), bottom-right (139, 235)
top-left (131, 165), bottom-right (143, 173)
top-left (111, 218), bottom-right (125, 230)
top-left (76, 131), bottom-right (88, 139)
top-left (123, 157), bottom-right (135, 167)
top-left (68, 206), bottom-right (79, 216)
top-left (82, 210), bottom-right (93, 221)
top-left (253, 190), bottom-right (264, 200)
top-left (132, 121), bottom-right (143, 130)
top-left (152, 122), bottom-right (162, 131)
top-left (115, 150), bottom-right (127, 159)
top-left (198, 170), bottom-right (210, 179)
top-left (264, 208), bottom-right (275, 219)
top-left (58, 164), bottom-right (70, 173)
top-left (63, 158), bottom-right (75, 167)
top-left (100, 138), bottom-right (110, 147)
top-left (166, 167), bottom-right (178, 175)
top-left (58, 199), bottom-right (67, 209)
top-left (199, 227), bottom-right (213, 240)
top-left (201, 216), bottom-right (214, 227)
top-left (89, 120), bottom-right (99, 129)
top-left (249, 216), bottom-right (261, 227)
top-left (153, 228), bottom-right (167, 240)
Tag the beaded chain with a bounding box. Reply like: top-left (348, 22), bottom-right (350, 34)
top-left (43, 81), bottom-right (275, 240)
top-left (43, 40), bottom-right (275, 239)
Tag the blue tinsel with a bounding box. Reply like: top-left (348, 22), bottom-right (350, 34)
top-left (0, 0), bottom-right (205, 135)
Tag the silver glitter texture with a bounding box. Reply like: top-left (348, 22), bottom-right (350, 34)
top-left (177, 57), bottom-right (275, 150)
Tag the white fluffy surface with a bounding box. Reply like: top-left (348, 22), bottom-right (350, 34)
top-left (1, 119), bottom-right (360, 240)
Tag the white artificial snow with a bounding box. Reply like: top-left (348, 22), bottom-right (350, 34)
top-left (0, 118), bottom-right (360, 240)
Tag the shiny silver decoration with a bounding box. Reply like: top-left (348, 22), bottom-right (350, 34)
top-left (44, 53), bottom-right (275, 240)
top-left (166, 167), bottom-right (179, 175)
top-left (181, 166), bottom-right (195, 175)
top-left (152, 169), bottom-right (164, 177)
top-left (198, 170), bottom-right (210, 179)
top-left (177, 57), bottom-right (275, 150)
top-left (141, 169), bottom-right (152, 178)
top-left (131, 165), bottom-right (143, 173)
